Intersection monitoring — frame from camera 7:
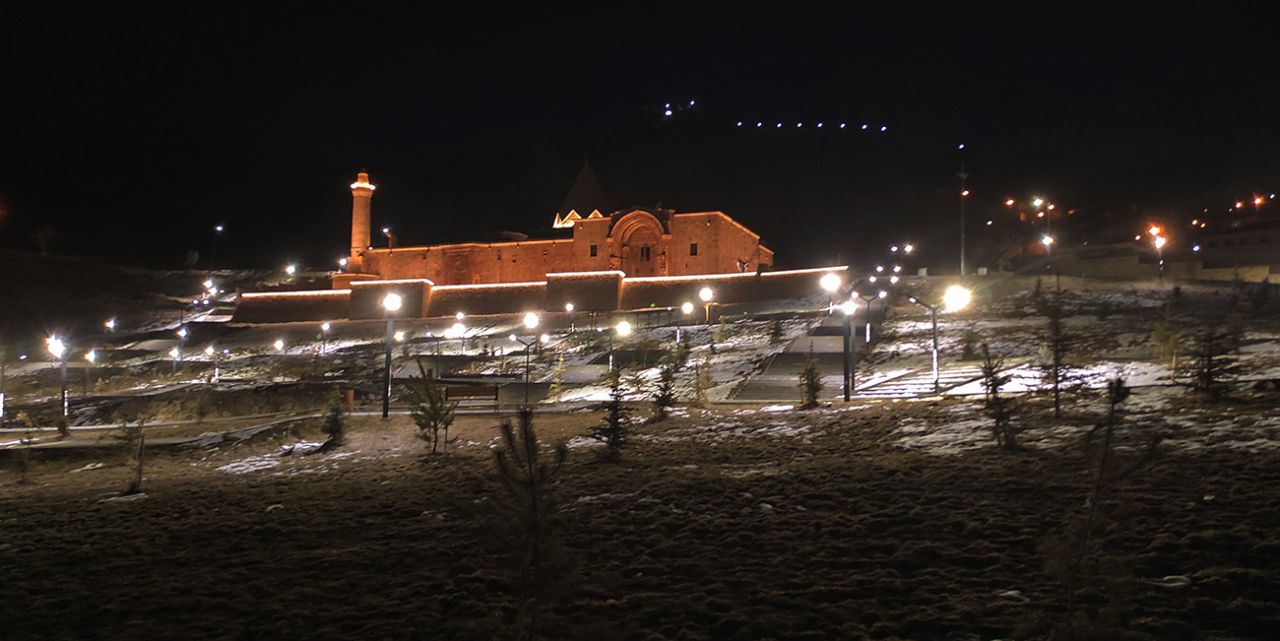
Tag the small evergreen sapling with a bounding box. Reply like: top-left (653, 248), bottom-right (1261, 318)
top-left (1179, 325), bottom-right (1243, 401)
top-left (1041, 379), bottom-right (1160, 640)
top-left (979, 343), bottom-right (1021, 450)
top-left (589, 368), bottom-right (631, 461)
top-left (318, 391), bottom-right (347, 452)
top-left (798, 351), bottom-right (824, 409)
top-left (407, 359), bottom-right (458, 453)
top-left (651, 360), bottom-right (678, 422)
top-left (489, 410), bottom-right (571, 641)
top-left (693, 356), bottom-right (712, 406)
top-left (112, 417), bottom-right (148, 495)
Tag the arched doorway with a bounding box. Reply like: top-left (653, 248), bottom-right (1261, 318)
top-left (614, 211), bottom-right (664, 277)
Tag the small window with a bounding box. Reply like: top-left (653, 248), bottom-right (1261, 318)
top-left (690, 243), bottom-right (699, 256)
top-left (640, 247), bottom-right (651, 261)
top-left (590, 244), bottom-right (598, 257)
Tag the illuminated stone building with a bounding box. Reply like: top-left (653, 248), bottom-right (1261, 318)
top-left (336, 171), bottom-right (774, 288)
top-left (232, 170), bottom-right (845, 324)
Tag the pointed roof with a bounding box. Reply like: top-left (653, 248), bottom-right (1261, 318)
top-left (553, 161), bottom-right (610, 228)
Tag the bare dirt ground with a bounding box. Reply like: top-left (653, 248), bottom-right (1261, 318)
top-left (2, 389), bottom-right (1278, 641)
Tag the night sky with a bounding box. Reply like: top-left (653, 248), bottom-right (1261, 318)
top-left (2, 6), bottom-right (1277, 272)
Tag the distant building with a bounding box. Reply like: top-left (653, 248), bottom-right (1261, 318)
top-left (337, 169), bottom-right (774, 288)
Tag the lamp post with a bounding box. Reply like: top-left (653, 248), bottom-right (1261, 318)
top-left (175, 326), bottom-right (188, 375)
top-left (819, 272), bottom-right (841, 313)
top-left (678, 301), bottom-right (693, 343)
top-left (852, 290), bottom-right (887, 344)
top-left (47, 336), bottom-right (68, 418)
top-left (611, 319), bottom-right (632, 372)
top-left (212, 224), bottom-right (224, 270)
top-left (564, 302), bottom-right (575, 332)
top-left (204, 344), bottom-right (219, 382)
top-left (1147, 226), bottom-right (1167, 282)
top-left (320, 322), bottom-right (331, 356)
top-left (84, 349), bottom-right (97, 395)
top-left (907, 284), bottom-right (972, 393)
top-left (381, 292), bottom-right (403, 419)
top-left (838, 299), bottom-right (856, 401)
top-left (699, 286), bottom-right (714, 324)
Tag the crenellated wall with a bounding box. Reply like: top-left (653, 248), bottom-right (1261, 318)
top-left (232, 266), bottom-right (846, 324)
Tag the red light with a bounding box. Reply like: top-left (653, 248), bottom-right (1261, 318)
top-left (1236, 201), bottom-right (1245, 209)
top-left (1004, 198), bottom-right (1015, 207)
top-left (1254, 196), bottom-right (1265, 206)
top-left (961, 189), bottom-right (971, 197)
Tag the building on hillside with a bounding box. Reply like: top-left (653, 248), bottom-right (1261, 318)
top-left (337, 170), bottom-right (774, 288)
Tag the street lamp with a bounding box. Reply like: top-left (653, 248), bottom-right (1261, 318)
top-left (819, 272), bottom-right (841, 312)
top-left (104, 318), bottom-right (116, 332)
top-left (285, 263), bottom-right (297, 277)
top-left (1153, 234), bottom-right (1167, 281)
top-left (47, 336), bottom-right (68, 418)
top-left (320, 321), bottom-right (331, 355)
top-left (852, 290), bottom-right (888, 344)
top-left (84, 349), bottom-right (97, 395)
top-left (211, 224), bottom-right (224, 270)
top-left (838, 299), bottom-right (857, 401)
top-left (907, 285), bottom-right (972, 393)
top-left (677, 301), bottom-right (694, 343)
top-left (608, 319), bottom-right (633, 372)
top-left (381, 292), bottom-right (402, 419)
top-left (565, 302), bottom-right (575, 332)
top-left (699, 286), bottom-right (714, 323)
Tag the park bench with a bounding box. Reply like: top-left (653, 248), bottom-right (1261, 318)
top-left (444, 384), bottom-right (500, 404)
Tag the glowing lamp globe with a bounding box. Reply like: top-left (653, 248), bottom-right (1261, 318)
top-left (85, 349), bottom-right (97, 363)
top-left (1153, 236), bottom-right (1167, 249)
top-left (394, 330), bottom-right (406, 342)
top-left (819, 273), bottom-right (841, 293)
top-left (273, 339), bottom-right (285, 352)
top-left (523, 312), bottom-right (540, 329)
top-left (564, 302), bottom-right (575, 313)
top-left (615, 320), bottom-right (633, 337)
top-left (838, 300), bottom-right (856, 316)
top-left (942, 285), bottom-right (972, 313)
top-left (681, 302), bottom-right (694, 315)
top-left (382, 293), bottom-right (403, 312)
top-left (321, 322), bottom-right (331, 332)
top-left (698, 287), bottom-right (714, 303)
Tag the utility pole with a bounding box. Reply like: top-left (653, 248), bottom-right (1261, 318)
top-left (957, 158), bottom-right (969, 278)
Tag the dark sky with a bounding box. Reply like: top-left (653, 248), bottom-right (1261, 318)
top-left (2, 6), bottom-right (1277, 271)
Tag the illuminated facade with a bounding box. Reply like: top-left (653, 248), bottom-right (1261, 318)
top-left (337, 171), bottom-right (774, 289)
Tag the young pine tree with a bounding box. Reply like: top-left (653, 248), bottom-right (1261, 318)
top-left (1179, 325), bottom-right (1242, 401)
top-left (112, 417), bottom-right (148, 495)
top-left (318, 391), bottom-right (347, 452)
top-left (798, 351), bottom-right (824, 410)
top-left (590, 368), bottom-right (631, 461)
top-left (407, 359), bottom-right (458, 454)
top-left (651, 359), bottom-right (678, 422)
top-left (1042, 292), bottom-right (1073, 418)
top-left (693, 356), bottom-right (713, 406)
top-left (979, 343), bottom-right (1021, 450)
top-left (489, 410), bottom-right (572, 641)
top-left (1041, 379), bottom-right (1161, 639)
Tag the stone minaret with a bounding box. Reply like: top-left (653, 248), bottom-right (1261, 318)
top-left (349, 171), bottom-right (376, 265)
